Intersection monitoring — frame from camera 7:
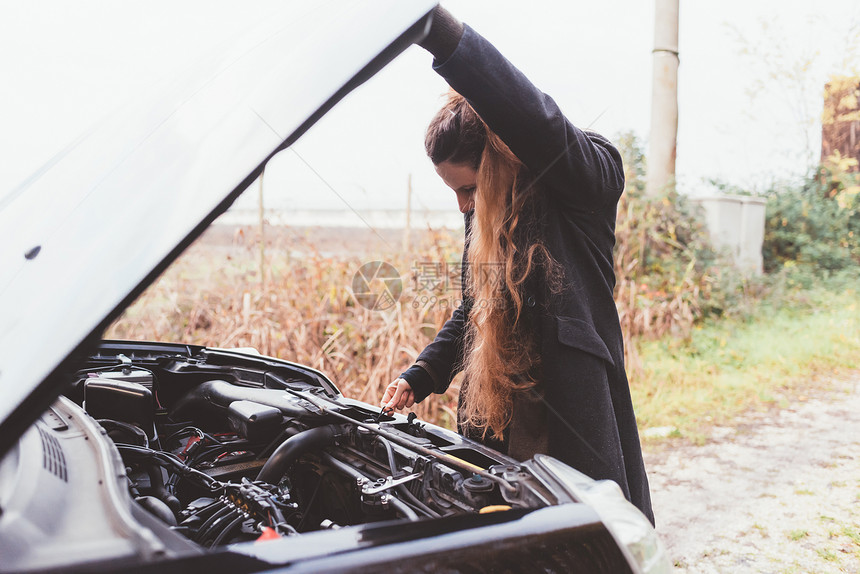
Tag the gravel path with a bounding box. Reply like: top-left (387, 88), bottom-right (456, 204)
top-left (644, 374), bottom-right (860, 573)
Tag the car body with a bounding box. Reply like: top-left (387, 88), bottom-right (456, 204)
top-left (0, 2), bottom-right (670, 572)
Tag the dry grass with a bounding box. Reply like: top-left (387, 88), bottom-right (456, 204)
top-left (108, 201), bottom-right (717, 430)
top-left (612, 190), bottom-right (721, 375)
top-left (108, 225), bottom-right (468, 427)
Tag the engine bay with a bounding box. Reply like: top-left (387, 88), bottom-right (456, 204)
top-left (59, 344), bottom-right (556, 550)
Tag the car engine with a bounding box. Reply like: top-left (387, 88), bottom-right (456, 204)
top-left (2, 343), bottom-right (659, 574)
top-left (65, 345), bottom-right (555, 550)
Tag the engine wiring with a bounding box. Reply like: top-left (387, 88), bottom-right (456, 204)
top-left (282, 386), bottom-right (519, 495)
top-left (117, 442), bottom-right (305, 544)
top-left (83, 355), bottom-right (535, 548)
top-left (115, 444), bottom-right (222, 492)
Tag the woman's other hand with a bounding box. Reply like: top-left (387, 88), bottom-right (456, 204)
top-left (380, 378), bottom-right (415, 412)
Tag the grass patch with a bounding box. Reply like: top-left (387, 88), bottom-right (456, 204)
top-left (816, 548), bottom-right (839, 562)
top-left (787, 529), bottom-right (808, 541)
top-left (631, 277), bottom-right (860, 438)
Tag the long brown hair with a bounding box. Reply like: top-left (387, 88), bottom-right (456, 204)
top-left (426, 92), bottom-right (560, 439)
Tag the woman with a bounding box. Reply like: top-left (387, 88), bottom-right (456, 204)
top-left (380, 6), bottom-right (654, 523)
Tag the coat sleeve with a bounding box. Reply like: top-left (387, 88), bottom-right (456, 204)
top-left (402, 212), bottom-right (475, 403)
top-left (400, 302), bottom-right (466, 403)
top-left (432, 25), bottom-right (625, 211)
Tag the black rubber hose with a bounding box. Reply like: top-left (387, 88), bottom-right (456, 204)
top-left (201, 509), bottom-right (242, 546)
top-left (210, 513), bottom-right (246, 547)
top-left (145, 464), bottom-right (181, 513)
top-left (135, 496), bottom-right (178, 526)
top-left (318, 452), bottom-right (369, 483)
top-left (194, 504), bottom-right (232, 543)
top-left (256, 425), bottom-right (343, 483)
top-left (387, 496), bottom-right (420, 521)
top-left (396, 484), bottom-right (440, 518)
top-left (318, 452), bottom-right (429, 520)
top-left (116, 444), bottom-right (222, 491)
top-left (97, 419), bottom-right (149, 448)
top-left (374, 436), bottom-right (400, 477)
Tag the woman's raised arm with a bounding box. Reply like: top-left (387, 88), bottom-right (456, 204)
top-left (420, 7), bottom-right (625, 212)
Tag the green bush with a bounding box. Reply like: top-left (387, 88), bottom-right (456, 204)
top-left (611, 133), bottom-right (860, 347)
top-left (763, 154), bottom-right (860, 273)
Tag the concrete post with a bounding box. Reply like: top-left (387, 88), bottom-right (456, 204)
top-left (647, 0), bottom-right (680, 196)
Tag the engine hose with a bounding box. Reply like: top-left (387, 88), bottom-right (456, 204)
top-left (396, 485), bottom-right (440, 518)
top-left (374, 436), bottom-right (399, 477)
top-left (334, 444), bottom-right (439, 518)
top-left (192, 499), bottom-right (225, 522)
top-left (281, 388), bottom-right (518, 494)
top-left (97, 419), bottom-right (149, 448)
top-left (194, 504), bottom-right (233, 543)
top-left (387, 496), bottom-right (420, 522)
top-left (135, 496), bottom-right (178, 526)
top-left (258, 426), bottom-right (301, 459)
top-left (200, 509), bottom-right (241, 546)
top-left (145, 464), bottom-right (181, 513)
top-left (318, 452), bottom-right (422, 521)
top-left (210, 513), bottom-right (246, 547)
top-left (318, 452), bottom-right (369, 483)
top-left (256, 424), bottom-right (344, 483)
top-left (116, 444), bottom-right (221, 491)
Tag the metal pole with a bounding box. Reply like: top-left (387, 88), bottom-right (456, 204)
top-left (403, 173), bottom-right (412, 254)
top-left (258, 168), bottom-right (266, 291)
top-left (647, 0), bottom-right (679, 196)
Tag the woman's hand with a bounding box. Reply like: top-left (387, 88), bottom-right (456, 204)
top-left (417, 6), bottom-right (463, 62)
top-left (380, 378), bottom-right (415, 413)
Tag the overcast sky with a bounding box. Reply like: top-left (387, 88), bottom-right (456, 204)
top-left (2, 0), bottom-right (859, 221)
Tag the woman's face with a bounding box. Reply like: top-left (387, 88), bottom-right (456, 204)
top-left (435, 160), bottom-right (477, 214)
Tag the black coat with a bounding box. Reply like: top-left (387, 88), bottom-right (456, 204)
top-left (401, 24), bottom-right (653, 523)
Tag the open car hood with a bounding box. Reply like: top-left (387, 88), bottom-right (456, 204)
top-left (0, 0), bottom-right (436, 458)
